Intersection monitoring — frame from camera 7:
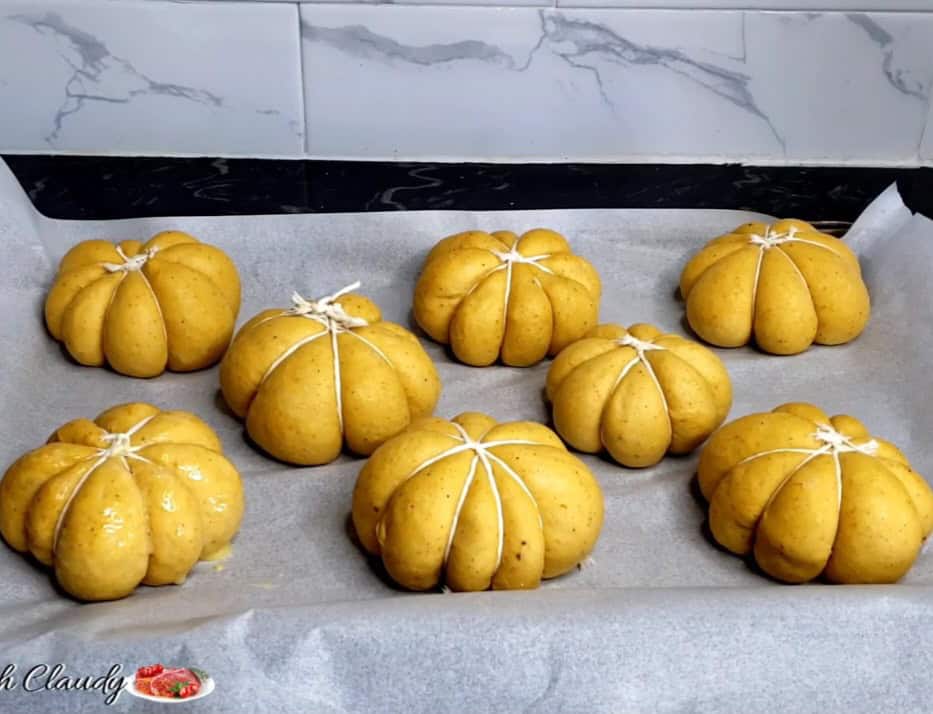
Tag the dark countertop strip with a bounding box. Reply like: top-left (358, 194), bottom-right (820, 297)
top-left (4, 155), bottom-right (932, 222)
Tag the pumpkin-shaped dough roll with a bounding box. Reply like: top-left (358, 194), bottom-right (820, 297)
top-left (352, 412), bottom-right (604, 591)
top-left (0, 403), bottom-right (244, 601)
top-left (413, 228), bottom-right (601, 367)
top-left (44, 231), bottom-right (241, 377)
top-left (547, 323), bottom-right (732, 468)
top-left (679, 219), bottom-right (870, 355)
top-left (220, 282), bottom-right (441, 466)
top-left (699, 403), bottom-right (933, 584)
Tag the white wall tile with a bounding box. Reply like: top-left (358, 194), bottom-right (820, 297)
top-left (3, 1), bottom-right (932, 163)
top-left (302, 5), bottom-right (933, 163)
top-left (920, 97), bottom-right (933, 161)
top-left (308, 0), bottom-right (552, 7)
top-left (0, 1), bottom-right (305, 156)
top-left (557, 0), bottom-right (933, 9)
top-left (744, 12), bottom-right (933, 162)
top-left (129, 0), bottom-right (933, 6)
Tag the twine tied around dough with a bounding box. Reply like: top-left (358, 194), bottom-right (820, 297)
top-left (733, 423), bottom-right (880, 513)
top-left (96, 415), bottom-right (156, 462)
top-left (490, 245), bottom-right (553, 268)
top-left (288, 281), bottom-right (368, 331)
top-left (52, 415), bottom-right (156, 550)
top-left (395, 422), bottom-right (550, 590)
top-left (747, 225), bottom-right (799, 250)
top-left (610, 333), bottom-right (668, 414)
top-left (616, 333), bottom-right (663, 354)
top-left (812, 425), bottom-right (879, 457)
top-left (101, 245), bottom-right (160, 273)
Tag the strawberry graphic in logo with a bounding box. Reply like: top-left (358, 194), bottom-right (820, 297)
top-left (129, 664), bottom-right (214, 703)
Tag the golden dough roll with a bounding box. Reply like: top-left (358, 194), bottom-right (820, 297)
top-left (45, 231), bottom-right (241, 377)
top-left (699, 402), bottom-right (933, 584)
top-left (351, 412), bottom-right (604, 591)
top-left (547, 323), bottom-right (732, 468)
top-left (679, 219), bottom-right (869, 355)
top-left (413, 229), bottom-right (602, 367)
top-left (0, 403), bottom-right (244, 601)
top-left (220, 283), bottom-right (442, 466)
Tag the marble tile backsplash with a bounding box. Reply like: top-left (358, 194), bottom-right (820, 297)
top-left (1, 0), bottom-right (932, 164)
top-left (0, 1), bottom-right (305, 156)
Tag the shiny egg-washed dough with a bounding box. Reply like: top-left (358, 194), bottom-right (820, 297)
top-left (679, 219), bottom-right (870, 355)
top-left (0, 403), bottom-right (244, 601)
top-left (220, 283), bottom-right (441, 466)
top-left (413, 229), bottom-right (602, 367)
top-left (352, 412), bottom-right (604, 591)
top-left (547, 323), bottom-right (732, 468)
top-left (45, 231), bottom-right (241, 377)
top-left (699, 402), bottom-right (933, 584)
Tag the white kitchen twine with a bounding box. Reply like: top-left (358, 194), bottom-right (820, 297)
top-left (98, 245), bottom-right (169, 345)
top-left (101, 245), bottom-right (159, 273)
top-left (610, 333), bottom-right (669, 415)
top-left (256, 282), bottom-right (380, 434)
top-left (489, 247), bottom-right (554, 269)
top-left (482, 241), bottom-right (555, 326)
top-left (392, 422), bottom-right (549, 588)
top-left (747, 225), bottom-right (800, 249)
top-left (745, 225), bottom-right (845, 319)
top-left (747, 225), bottom-right (844, 257)
top-left (735, 423), bottom-right (879, 512)
top-left (287, 281), bottom-right (368, 330)
top-left (52, 415), bottom-right (157, 551)
top-left (616, 333), bottom-right (663, 354)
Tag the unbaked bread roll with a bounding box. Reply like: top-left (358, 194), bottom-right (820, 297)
top-left (45, 231), bottom-right (240, 377)
top-left (699, 402), bottom-right (933, 584)
top-left (352, 412), bottom-right (604, 591)
top-left (220, 282), bottom-right (441, 466)
top-left (0, 403), bottom-right (244, 601)
top-left (413, 229), bottom-right (601, 367)
top-left (547, 323), bottom-right (732, 467)
top-left (679, 219), bottom-right (869, 355)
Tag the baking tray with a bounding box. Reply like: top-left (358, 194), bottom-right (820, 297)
top-left (0, 158), bottom-right (928, 713)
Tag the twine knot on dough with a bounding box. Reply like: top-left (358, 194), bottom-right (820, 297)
top-left (617, 334), bottom-right (663, 353)
top-left (102, 246), bottom-right (159, 273)
top-left (812, 425), bottom-right (879, 456)
top-left (98, 417), bottom-right (155, 460)
top-left (100, 431), bottom-right (136, 458)
top-left (748, 225), bottom-right (798, 250)
top-left (288, 281), bottom-right (368, 331)
top-left (53, 415), bottom-right (155, 550)
top-left (490, 246), bottom-right (552, 268)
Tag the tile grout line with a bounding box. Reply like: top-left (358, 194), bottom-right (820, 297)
top-left (273, 2), bottom-right (932, 9)
top-left (294, 0), bottom-right (310, 156)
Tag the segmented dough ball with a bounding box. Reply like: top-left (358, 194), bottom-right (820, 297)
top-left (352, 412), bottom-right (604, 591)
top-left (547, 323), bottom-right (732, 467)
top-left (0, 403), bottom-right (244, 601)
top-left (413, 229), bottom-right (602, 367)
top-left (45, 231), bottom-right (241, 377)
top-left (699, 403), bottom-right (933, 584)
top-left (220, 283), bottom-right (441, 466)
top-left (679, 219), bottom-right (870, 355)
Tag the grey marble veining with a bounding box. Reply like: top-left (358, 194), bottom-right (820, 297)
top-left (537, 12), bottom-right (785, 148)
top-left (0, 1), bottom-right (305, 156)
top-left (11, 12), bottom-right (224, 145)
top-left (2, 0), bottom-right (933, 163)
top-left (305, 23), bottom-right (523, 68)
top-left (302, 5), bottom-right (933, 162)
top-left (847, 13), bottom-right (929, 100)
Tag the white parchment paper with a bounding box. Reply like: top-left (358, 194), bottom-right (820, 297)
top-left (0, 159), bottom-right (929, 713)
